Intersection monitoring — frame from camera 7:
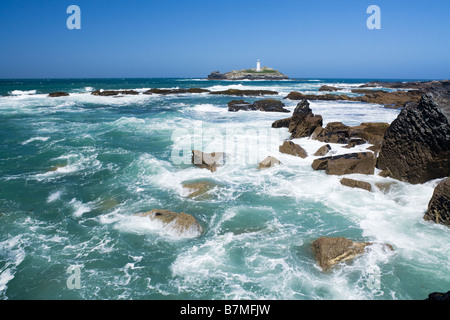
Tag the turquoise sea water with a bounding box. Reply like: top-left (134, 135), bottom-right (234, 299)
top-left (0, 78), bottom-right (448, 300)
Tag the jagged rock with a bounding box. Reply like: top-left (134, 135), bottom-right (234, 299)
top-left (284, 91), bottom-right (350, 101)
top-left (314, 144), bottom-right (331, 156)
top-left (144, 88), bottom-right (210, 95)
top-left (340, 178), bottom-right (372, 191)
top-left (279, 141), bottom-right (307, 158)
top-left (349, 122), bottom-right (390, 147)
top-left (425, 291), bottom-right (450, 300)
top-left (135, 209), bottom-right (203, 237)
top-left (311, 237), bottom-right (393, 271)
top-left (319, 85), bottom-right (340, 92)
top-left (377, 91), bottom-right (450, 184)
top-left (207, 67), bottom-right (289, 80)
top-left (272, 99), bottom-right (323, 138)
top-left (423, 177), bottom-right (450, 226)
top-left (227, 100), bottom-right (255, 112)
top-left (344, 138), bottom-right (367, 149)
top-left (252, 99), bottom-right (290, 112)
top-left (92, 90), bottom-right (139, 96)
top-left (258, 156), bottom-right (281, 169)
top-left (48, 92), bottom-right (69, 97)
top-left (316, 122), bottom-right (352, 144)
top-left (192, 150), bottom-right (226, 172)
top-left (311, 152), bottom-right (376, 175)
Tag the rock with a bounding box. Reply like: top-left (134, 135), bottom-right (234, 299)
top-left (48, 92), bottom-right (69, 97)
top-left (340, 178), bottom-right (372, 192)
top-left (135, 209), bottom-right (203, 237)
top-left (279, 140), bottom-right (307, 158)
top-left (316, 122), bottom-right (352, 144)
top-left (284, 91), bottom-right (350, 101)
top-left (252, 99), bottom-right (290, 113)
top-left (258, 156), bottom-right (281, 169)
top-left (210, 89), bottom-right (279, 96)
top-left (354, 90), bottom-right (424, 109)
top-left (311, 237), bottom-right (393, 271)
top-left (207, 66), bottom-right (289, 80)
top-left (227, 100), bottom-right (255, 112)
top-left (319, 85), bottom-right (340, 92)
top-left (423, 177), bottom-right (450, 226)
top-left (274, 99), bottom-right (323, 138)
top-left (349, 122), bottom-right (390, 148)
top-left (376, 91), bottom-right (450, 184)
top-left (311, 152), bottom-right (376, 175)
top-left (144, 88), bottom-right (210, 95)
top-left (425, 291), bottom-right (450, 300)
top-left (375, 182), bottom-right (397, 193)
top-left (344, 138), bottom-right (367, 149)
top-left (192, 150), bottom-right (226, 172)
top-left (182, 181), bottom-right (217, 199)
top-left (92, 90), bottom-right (139, 96)
top-left (313, 144), bottom-right (331, 156)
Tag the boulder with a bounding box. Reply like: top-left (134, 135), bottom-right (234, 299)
top-left (319, 85), bottom-right (340, 92)
top-left (377, 92), bottom-right (450, 184)
top-left (258, 156), bottom-right (281, 169)
top-left (425, 291), bottom-right (450, 300)
top-left (316, 122), bottom-right (352, 144)
top-left (423, 177), bottom-right (450, 226)
top-left (344, 138), bottom-right (367, 149)
top-left (272, 117), bottom-right (291, 128)
top-left (349, 122), bottom-right (390, 147)
top-left (340, 178), bottom-right (372, 192)
top-left (311, 152), bottom-right (376, 175)
top-left (192, 150), bottom-right (226, 172)
top-left (313, 144), bottom-right (331, 156)
top-left (279, 140), bottom-right (307, 158)
top-left (227, 100), bottom-right (255, 112)
top-left (135, 209), bottom-right (203, 237)
top-left (252, 99), bottom-right (290, 112)
top-left (92, 90), bottom-right (139, 96)
top-left (311, 237), bottom-right (393, 271)
top-left (48, 92), bottom-right (69, 97)
top-left (182, 181), bottom-right (217, 199)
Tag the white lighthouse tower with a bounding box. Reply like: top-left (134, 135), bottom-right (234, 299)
top-left (256, 59), bottom-right (261, 72)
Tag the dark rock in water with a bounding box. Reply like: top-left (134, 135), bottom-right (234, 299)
top-left (92, 90), bottom-right (139, 96)
top-left (319, 85), bottom-right (340, 92)
top-left (425, 291), bottom-right (450, 300)
top-left (207, 71), bottom-right (227, 80)
top-left (227, 100), bottom-right (255, 112)
top-left (311, 152), bottom-right (376, 175)
top-left (192, 150), bottom-right (226, 173)
top-left (252, 99), bottom-right (290, 113)
top-left (211, 89), bottom-right (278, 96)
top-left (340, 178), bottom-right (372, 192)
top-left (48, 92), bottom-right (69, 97)
top-left (144, 88), bottom-right (210, 95)
top-left (349, 122), bottom-right (390, 148)
top-left (316, 122), bottom-right (352, 144)
top-left (258, 156), bottom-right (281, 169)
top-left (313, 144), bottom-right (331, 156)
top-left (311, 237), bottom-right (393, 271)
top-left (279, 140), bottom-right (307, 158)
top-left (377, 91), bottom-right (450, 184)
top-left (423, 177), bottom-right (450, 227)
top-left (271, 99), bottom-right (323, 138)
top-left (344, 138), bottom-right (367, 149)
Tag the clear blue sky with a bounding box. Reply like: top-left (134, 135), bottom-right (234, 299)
top-left (0, 0), bottom-right (449, 79)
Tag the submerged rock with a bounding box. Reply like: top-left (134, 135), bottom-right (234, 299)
top-left (182, 181), bottom-right (217, 200)
top-left (48, 92), bottom-right (69, 97)
top-left (210, 89), bottom-right (278, 96)
top-left (313, 144), bottom-right (331, 156)
top-left (423, 177), bottom-right (450, 227)
top-left (91, 90), bottom-right (139, 96)
top-left (258, 156), bottom-right (281, 169)
top-left (227, 100), bottom-right (255, 112)
top-left (311, 152), bottom-right (376, 175)
top-left (192, 150), bottom-right (226, 172)
top-left (377, 91), bottom-right (450, 184)
top-left (311, 236), bottom-right (393, 271)
top-left (279, 140), bottom-right (307, 158)
top-left (135, 209), bottom-right (203, 237)
top-left (340, 178), bottom-right (372, 192)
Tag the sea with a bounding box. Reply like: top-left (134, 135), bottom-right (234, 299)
top-left (0, 78), bottom-right (448, 300)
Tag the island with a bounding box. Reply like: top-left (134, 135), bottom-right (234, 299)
top-left (207, 60), bottom-right (289, 80)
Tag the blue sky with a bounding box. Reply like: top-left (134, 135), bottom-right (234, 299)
top-left (0, 0), bottom-right (449, 79)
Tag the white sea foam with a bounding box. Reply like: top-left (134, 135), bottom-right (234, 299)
top-left (9, 89), bottom-right (36, 95)
top-left (21, 136), bottom-right (50, 145)
top-left (47, 190), bottom-right (63, 203)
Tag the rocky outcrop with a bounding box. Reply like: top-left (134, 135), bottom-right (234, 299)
top-left (279, 141), bottom-right (307, 158)
top-left (340, 178), bottom-right (372, 192)
top-left (135, 209), bottom-right (203, 237)
top-left (315, 122), bottom-right (351, 144)
top-left (376, 91), bottom-right (450, 184)
top-left (211, 89), bottom-right (278, 96)
top-left (48, 92), bottom-right (69, 97)
top-left (92, 90), bottom-right (139, 96)
top-left (228, 99), bottom-right (289, 112)
top-left (423, 177), bottom-right (450, 227)
top-left (258, 156), bottom-right (281, 169)
top-left (425, 291), bottom-right (450, 300)
top-left (311, 152), bottom-right (376, 175)
top-left (271, 99), bottom-right (323, 138)
top-left (144, 88), bottom-right (210, 95)
top-left (319, 85), bottom-right (340, 92)
top-left (313, 144), bottom-right (331, 156)
top-left (311, 237), bottom-right (393, 271)
top-left (192, 150), bottom-right (226, 172)
top-left (207, 67), bottom-right (289, 80)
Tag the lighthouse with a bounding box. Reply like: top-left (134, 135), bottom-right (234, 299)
top-left (256, 59), bottom-right (261, 72)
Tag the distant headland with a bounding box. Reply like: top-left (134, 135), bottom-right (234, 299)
top-left (207, 60), bottom-right (289, 80)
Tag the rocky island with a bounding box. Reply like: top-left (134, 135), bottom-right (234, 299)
top-left (207, 60), bottom-right (289, 80)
